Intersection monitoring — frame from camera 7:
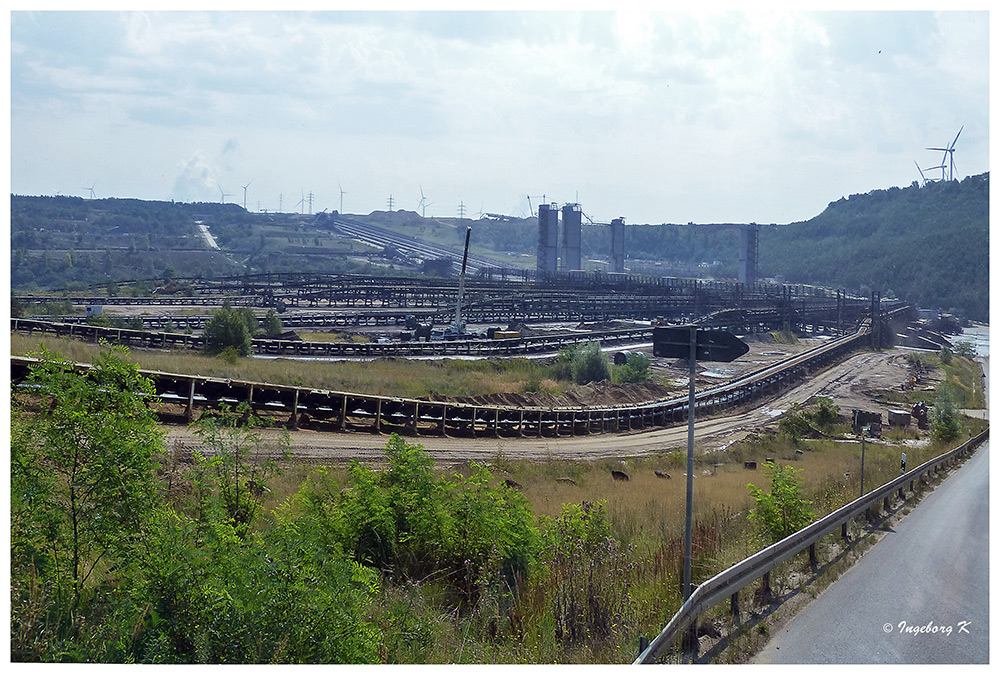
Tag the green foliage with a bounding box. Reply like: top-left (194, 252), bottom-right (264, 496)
top-left (263, 309), bottom-right (283, 336)
top-left (931, 385), bottom-right (961, 441)
top-left (952, 341), bottom-right (976, 357)
top-left (779, 398), bottom-right (839, 441)
top-left (611, 352), bottom-right (651, 384)
top-left (939, 345), bottom-right (953, 365)
top-left (759, 174), bottom-right (989, 322)
top-left (316, 435), bottom-right (540, 606)
top-left (11, 345), bottom-right (164, 656)
top-left (539, 501), bottom-right (633, 646)
top-left (190, 403), bottom-right (289, 538)
top-left (569, 342), bottom-right (611, 385)
top-left (203, 302), bottom-right (257, 357)
top-left (747, 463), bottom-right (815, 543)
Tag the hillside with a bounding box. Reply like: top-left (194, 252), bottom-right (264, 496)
top-left (760, 173), bottom-right (989, 321)
top-left (10, 173), bottom-right (989, 321)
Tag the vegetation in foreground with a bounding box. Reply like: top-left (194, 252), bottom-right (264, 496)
top-left (11, 346), bottom-right (986, 663)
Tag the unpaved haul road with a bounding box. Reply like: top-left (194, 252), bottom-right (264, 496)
top-left (163, 350), bottom-right (909, 465)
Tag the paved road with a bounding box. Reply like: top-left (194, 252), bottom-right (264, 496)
top-left (754, 442), bottom-right (989, 664)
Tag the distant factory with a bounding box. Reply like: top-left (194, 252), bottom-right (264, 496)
top-left (535, 202), bottom-right (758, 285)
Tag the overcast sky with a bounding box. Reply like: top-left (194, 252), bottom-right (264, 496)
top-left (8, 9), bottom-right (990, 225)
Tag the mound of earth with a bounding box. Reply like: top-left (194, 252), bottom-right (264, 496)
top-left (426, 381), bottom-right (680, 408)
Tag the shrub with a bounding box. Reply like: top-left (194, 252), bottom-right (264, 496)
top-left (540, 501), bottom-right (633, 646)
top-left (203, 302), bottom-right (257, 357)
top-left (570, 342), bottom-right (610, 385)
top-left (611, 352), bottom-right (651, 384)
top-left (747, 463), bottom-right (814, 543)
top-left (932, 385), bottom-right (961, 441)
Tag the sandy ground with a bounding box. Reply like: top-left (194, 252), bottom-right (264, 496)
top-left (162, 340), bottom-right (936, 467)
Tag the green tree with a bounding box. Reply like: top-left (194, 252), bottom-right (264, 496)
top-left (932, 385), bottom-right (961, 441)
top-left (203, 302), bottom-right (257, 357)
top-left (11, 346), bottom-right (164, 619)
top-left (570, 342), bottom-right (611, 385)
top-left (190, 403), bottom-right (289, 539)
top-left (263, 308), bottom-right (283, 337)
top-left (747, 463), bottom-right (815, 543)
top-left (611, 351), bottom-right (652, 384)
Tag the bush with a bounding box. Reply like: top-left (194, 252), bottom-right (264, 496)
top-left (203, 303), bottom-right (257, 357)
top-left (611, 352), bottom-right (651, 384)
top-left (747, 463), bottom-right (814, 542)
top-left (540, 501), bottom-right (633, 646)
top-left (932, 385), bottom-right (961, 441)
top-left (263, 309), bottom-right (283, 337)
top-left (570, 342), bottom-right (610, 385)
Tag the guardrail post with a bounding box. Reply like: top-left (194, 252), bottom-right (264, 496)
top-left (808, 542), bottom-right (818, 570)
top-left (638, 636), bottom-right (649, 661)
top-left (289, 389), bottom-right (299, 430)
top-left (760, 571), bottom-right (772, 602)
top-left (841, 521), bottom-right (849, 541)
top-left (730, 590), bottom-right (740, 621)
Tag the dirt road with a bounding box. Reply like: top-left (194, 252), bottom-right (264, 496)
top-left (163, 348), bottom-right (924, 466)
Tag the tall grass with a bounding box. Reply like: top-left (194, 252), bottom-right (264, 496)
top-left (10, 334), bottom-right (567, 399)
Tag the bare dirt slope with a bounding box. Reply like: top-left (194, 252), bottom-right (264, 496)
top-left (163, 345), bottom-right (931, 466)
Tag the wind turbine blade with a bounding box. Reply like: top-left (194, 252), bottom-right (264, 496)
top-left (950, 126), bottom-right (964, 149)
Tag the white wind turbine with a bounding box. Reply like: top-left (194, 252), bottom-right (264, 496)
top-left (926, 126), bottom-right (963, 181)
top-left (241, 179), bottom-right (254, 210)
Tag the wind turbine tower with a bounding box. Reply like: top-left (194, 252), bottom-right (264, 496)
top-left (338, 183), bottom-right (347, 213)
top-left (241, 179), bottom-right (253, 210)
top-left (926, 126), bottom-right (963, 181)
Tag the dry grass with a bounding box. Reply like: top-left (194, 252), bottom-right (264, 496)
top-left (10, 333), bottom-right (564, 400)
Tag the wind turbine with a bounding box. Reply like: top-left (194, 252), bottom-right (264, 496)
top-left (218, 183), bottom-right (233, 204)
top-left (295, 189), bottom-right (305, 214)
top-left (82, 181), bottom-right (97, 199)
top-left (926, 126), bottom-right (963, 181)
top-left (913, 161), bottom-right (930, 187)
top-left (241, 179), bottom-right (253, 210)
top-left (418, 185), bottom-right (430, 217)
top-left (338, 182), bottom-right (347, 213)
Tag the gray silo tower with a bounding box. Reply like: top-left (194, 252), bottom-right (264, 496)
top-left (610, 217), bottom-right (626, 273)
top-left (561, 203), bottom-right (583, 272)
top-left (536, 203), bottom-right (559, 275)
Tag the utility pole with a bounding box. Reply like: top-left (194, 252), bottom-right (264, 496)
top-left (458, 201), bottom-right (466, 219)
top-left (387, 194), bottom-right (394, 211)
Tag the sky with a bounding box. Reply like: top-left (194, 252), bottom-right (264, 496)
top-left (7, 7), bottom-right (991, 226)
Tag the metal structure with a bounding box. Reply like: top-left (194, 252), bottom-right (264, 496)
top-left (11, 314), bottom-right (884, 437)
top-left (636, 428), bottom-right (988, 663)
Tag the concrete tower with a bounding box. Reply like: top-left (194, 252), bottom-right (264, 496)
top-left (536, 203), bottom-right (559, 275)
top-left (561, 203), bottom-right (582, 272)
top-left (610, 217), bottom-right (626, 273)
top-left (739, 224), bottom-right (759, 286)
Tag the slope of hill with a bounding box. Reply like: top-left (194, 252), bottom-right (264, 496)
top-left (760, 173), bottom-right (989, 321)
top-left (10, 173), bottom-right (989, 321)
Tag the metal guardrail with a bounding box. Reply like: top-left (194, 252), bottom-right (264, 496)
top-left (635, 427), bottom-right (990, 664)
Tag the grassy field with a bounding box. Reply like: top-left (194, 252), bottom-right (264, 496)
top-left (10, 333), bottom-right (566, 399)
